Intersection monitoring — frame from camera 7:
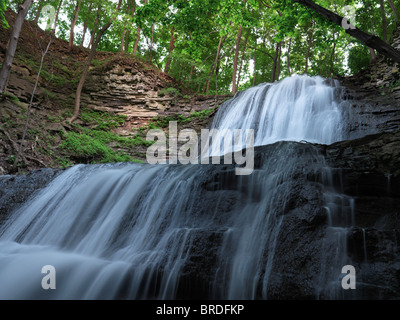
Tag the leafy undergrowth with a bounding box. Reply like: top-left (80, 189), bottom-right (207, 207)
top-left (57, 109), bottom-right (150, 167)
top-left (58, 107), bottom-right (219, 168)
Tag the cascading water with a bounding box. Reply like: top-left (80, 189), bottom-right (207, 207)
top-left (0, 75), bottom-right (371, 299)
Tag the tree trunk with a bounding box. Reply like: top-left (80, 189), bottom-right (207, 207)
top-left (276, 41), bottom-right (282, 81)
top-left (0, 0), bottom-right (34, 94)
top-left (293, 0), bottom-right (400, 64)
top-left (253, 38), bottom-right (257, 86)
top-left (380, 0), bottom-right (388, 43)
top-left (304, 21), bottom-right (315, 74)
top-left (271, 41), bottom-right (281, 82)
top-left (205, 35), bottom-right (227, 95)
top-left (70, 0), bottom-right (123, 123)
top-left (124, 0), bottom-right (137, 51)
top-left (328, 32), bottom-right (337, 78)
top-left (232, 25), bottom-right (242, 94)
top-left (52, 0), bottom-right (63, 35)
top-left (121, 22), bottom-right (127, 52)
top-left (68, 0), bottom-right (82, 52)
top-left (89, 5), bottom-right (101, 49)
top-left (188, 65), bottom-right (194, 87)
top-left (34, 0), bottom-right (43, 24)
top-left (79, 3), bottom-right (91, 47)
top-left (149, 22), bottom-right (155, 63)
top-left (204, 64), bottom-right (215, 94)
top-left (133, 28), bottom-right (141, 55)
top-left (369, 47), bottom-right (377, 61)
top-left (287, 38), bottom-right (292, 76)
top-left (388, 0), bottom-right (398, 22)
top-left (164, 26), bottom-right (176, 73)
top-left (237, 29), bottom-right (250, 89)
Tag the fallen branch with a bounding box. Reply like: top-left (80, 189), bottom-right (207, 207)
top-left (0, 124), bottom-right (27, 166)
top-left (25, 155), bottom-right (46, 166)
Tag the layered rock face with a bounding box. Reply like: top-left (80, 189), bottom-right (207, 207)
top-left (81, 57), bottom-right (232, 130)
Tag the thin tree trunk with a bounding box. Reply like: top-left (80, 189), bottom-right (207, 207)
top-left (271, 41), bottom-right (281, 82)
top-left (232, 25), bottom-right (242, 94)
top-left (388, 0), bottom-right (398, 22)
top-left (305, 21), bottom-right (315, 74)
top-left (124, 0), bottom-right (137, 51)
top-left (206, 35), bottom-right (227, 95)
top-left (287, 38), bottom-right (292, 76)
top-left (79, 3), bottom-right (91, 47)
top-left (369, 47), bottom-right (377, 61)
top-left (34, 0), bottom-right (43, 24)
top-left (204, 64), bottom-right (215, 94)
top-left (276, 41), bottom-right (282, 81)
top-left (253, 38), bottom-right (257, 86)
top-left (188, 65), bottom-right (194, 87)
top-left (121, 22), bottom-right (127, 52)
top-left (70, 0), bottom-right (123, 122)
top-left (133, 28), bottom-right (141, 54)
top-left (237, 29), bottom-right (250, 89)
top-left (52, 0), bottom-right (63, 35)
top-left (149, 22), bottom-right (155, 62)
top-left (0, 0), bottom-right (34, 94)
top-left (164, 26), bottom-right (176, 73)
top-left (68, 0), bottom-right (82, 52)
top-left (89, 5), bottom-right (101, 49)
top-left (328, 32), bottom-right (337, 78)
top-left (293, 0), bottom-right (400, 64)
top-left (380, 0), bottom-right (388, 43)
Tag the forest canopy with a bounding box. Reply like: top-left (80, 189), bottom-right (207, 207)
top-left (2, 0), bottom-right (400, 95)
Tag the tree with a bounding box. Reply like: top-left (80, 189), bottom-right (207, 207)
top-left (68, 0), bottom-right (82, 52)
top-left (69, 0), bottom-right (123, 122)
top-left (52, 0), bottom-right (63, 35)
top-left (79, 2), bottom-right (91, 46)
top-left (293, 0), bottom-right (400, 64)
top-left (0, 0), bottom-right (34, 94)
top-left (232, 25), bottom-right (242, 94)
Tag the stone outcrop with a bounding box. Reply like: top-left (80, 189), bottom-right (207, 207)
top-left (0, 168), bottom-right (61, 223)
top-left (81, 57), bottom-right (232, 130)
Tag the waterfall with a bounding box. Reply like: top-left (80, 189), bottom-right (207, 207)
top-left (211, 75), bottom-right (356, 148)
top-left (0, 75), bottom-right (367, 299)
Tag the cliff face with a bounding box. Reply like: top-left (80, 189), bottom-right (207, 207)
top-left (81, 57), bottom-right (232, 131)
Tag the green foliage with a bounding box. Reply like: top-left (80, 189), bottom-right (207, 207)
top-left (3, 92), bottom-right (19, 102)
top-left (348, 44), bottom-right (370, 75)
top-left (7, 155), bottom-right (16, 165)
top-left (60, 131), bottom-right (134, 163)
top-left (80, 109), bottom-right (127, 130)
top-left (158, 87), bottom-right (182, 97)
top-left (0, 0), bottom-right (8, 28)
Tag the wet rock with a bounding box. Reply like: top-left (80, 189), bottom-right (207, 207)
top-left (0, 168), bottom-right (61, 219)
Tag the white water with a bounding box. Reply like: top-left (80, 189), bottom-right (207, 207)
top-left (0, 75), bottom-right (365, 299)
top-left (210, 75), bottom-right (346, 150)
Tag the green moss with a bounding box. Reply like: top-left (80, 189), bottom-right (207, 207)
top-left (158, 87), bottom-right (182, 97)
top-left (60, 131), bottom-right (139, 164)
top-left (80, 109), bottom-right (127, 130)
top-left (2, 92), bottom-right (20, 103)
top-left (146, 107), bottom-right (218, 129)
